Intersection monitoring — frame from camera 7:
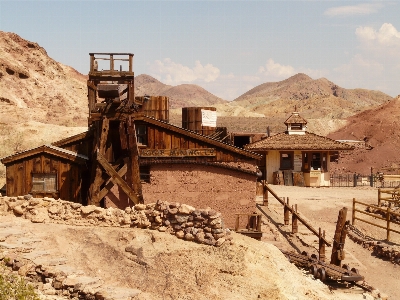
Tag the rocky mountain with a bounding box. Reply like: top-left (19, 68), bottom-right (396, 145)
top-left (230, 73), bottom-right (392, 119)
top-left (0, 31), bottom-right (88, 182)
top-left (0, 31), bottom-right (88, 127)
top-left (134, 74), bottom-right (227, 109)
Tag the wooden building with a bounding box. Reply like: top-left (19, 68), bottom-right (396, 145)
top-left (1, 145), bottom-right (88, 200)
top-left (1, 53), bottom-right (262, 228)
top-left (245, 112), bottom-right (354, 187)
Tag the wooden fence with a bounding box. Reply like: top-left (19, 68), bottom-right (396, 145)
top-left (352, 198), bottom-right (400, 241)
top-left (378, 188), bottom-right (400, 206)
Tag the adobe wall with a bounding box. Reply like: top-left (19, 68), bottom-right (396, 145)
top-left (141, 164), bottom-right (257, 229)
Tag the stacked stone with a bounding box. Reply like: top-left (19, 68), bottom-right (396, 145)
top-left (0, 255), bottom-right (140, 300)
top-left (0, 196), bottom-right (231, 247)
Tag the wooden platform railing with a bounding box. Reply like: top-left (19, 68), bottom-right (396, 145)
top-left (352, 198), bottom-right (400, 241)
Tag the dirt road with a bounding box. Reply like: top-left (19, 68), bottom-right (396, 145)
top-left (262, 185), bottom-right (399, 300)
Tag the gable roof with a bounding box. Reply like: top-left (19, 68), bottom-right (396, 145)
top-left (136, 115), bottom-right (262, 160)
top-left (245, 132), bottom-right (354, 151)
top-left (1, 145), bottom-right (88, 165)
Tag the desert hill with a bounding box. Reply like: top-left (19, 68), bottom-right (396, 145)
top-left (0, 31), bottom-right (88, 126)
top-left (327, 96), bottom-right (400, 174)
top-left (230, 73), bottom-right (392, 119)
top-left (134, 74), bottom-right (227, 109)
top-left (0, 31), bottom-right (88, 180)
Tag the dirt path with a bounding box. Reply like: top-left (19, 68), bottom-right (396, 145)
top-left (261, 185), bottom-right (400, 300)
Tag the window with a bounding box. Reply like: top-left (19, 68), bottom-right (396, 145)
top-left (311, 153), bottom-right (321, 170)
top-left (291, 124), bottom-right (302, 130)
top-left (32, 173), bottom-right (57, 192)
top-left (280, 152), bottom-right (293, 170)
top-left (136, 124), bottom-right (147, 145)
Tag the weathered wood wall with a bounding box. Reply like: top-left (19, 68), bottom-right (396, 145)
top-left (5, 154), bottom-right (83, 201)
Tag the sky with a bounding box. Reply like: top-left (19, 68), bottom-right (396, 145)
top-left (0, 0), bottom-right (399, 100)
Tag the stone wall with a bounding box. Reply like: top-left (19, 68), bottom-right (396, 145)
top-left (0, 195), bottom-right (232, 247)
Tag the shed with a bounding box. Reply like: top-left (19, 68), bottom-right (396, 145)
top-left (1, 145), bottom-right (88, 200)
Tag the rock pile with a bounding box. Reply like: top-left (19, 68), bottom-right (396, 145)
top-left (0, 255), bottom-right (141, 300)
top-left (0, 195), bottom-right (231, 247)
top-left (347, 226), bottom-right (400, 266)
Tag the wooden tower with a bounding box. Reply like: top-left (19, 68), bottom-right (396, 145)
top-left (86, 53), bottom-right (144, 207)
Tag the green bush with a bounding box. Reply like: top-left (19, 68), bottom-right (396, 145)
top-left (0, 265), bottom-right (40, 300)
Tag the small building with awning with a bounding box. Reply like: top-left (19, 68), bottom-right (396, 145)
top-left (245, 111), bottom-right (354, 187)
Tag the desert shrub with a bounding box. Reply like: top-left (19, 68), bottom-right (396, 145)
top-left (0, 264), bottom-right (40, 300)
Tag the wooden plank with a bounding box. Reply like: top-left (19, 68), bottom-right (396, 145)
top-left (88, 118), bottom-right (109, 205)
top-left (127, 117), bottom-right (144, 203)
top-left (98, 163), bottom-right (128, 199)
top-left (97, 152), bottom-right (140, 205)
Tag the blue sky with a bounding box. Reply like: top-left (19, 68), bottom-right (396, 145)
top-left (1, 1), bottom-right (399, 100)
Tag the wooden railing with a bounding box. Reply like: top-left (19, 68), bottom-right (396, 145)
top-left (378, 188), bottom-right (400, 206)
top-left (259, 184), bottom-right (331, 247)
top-left (352, 198), bottom-right (400, 241)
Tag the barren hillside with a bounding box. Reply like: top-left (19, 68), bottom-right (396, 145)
top-left (328, 96), bottom-right (400, 174)
top-left (230, 73), bottom-right (392, 119)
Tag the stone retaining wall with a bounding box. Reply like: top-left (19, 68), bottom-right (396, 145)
top-left (0, 195), bottom-right (232, 247)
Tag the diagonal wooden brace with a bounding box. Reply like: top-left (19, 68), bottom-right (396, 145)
top-left (98, 163), bottom-right (128, 200)
top-left (96, 152), bottom-right (140, 205)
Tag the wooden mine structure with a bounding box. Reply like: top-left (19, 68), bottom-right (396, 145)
top-left (86, 53), bottom-right (143, 206)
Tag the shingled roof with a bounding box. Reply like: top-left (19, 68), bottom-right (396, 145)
top-left (245, 132), bottom-right (354, 151)
top-left (284, 112), bottom-right (307, 125)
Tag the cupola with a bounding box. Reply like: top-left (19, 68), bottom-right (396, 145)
top-left (284, 111), bottom-right (307, 135)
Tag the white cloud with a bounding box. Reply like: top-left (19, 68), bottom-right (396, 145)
top-left (258, 59), bottom-right (296, 79)
top-left (148, 58), bottom-right (220, 85)
top-left (356, 23), bottom-right (400, 47)
top-left (324, 3), bottom-right (383, 17)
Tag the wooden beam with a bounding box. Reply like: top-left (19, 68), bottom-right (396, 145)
top-left (96, 152), bottom-right (140, 205)
top-left (330, 207), bottom-right (348, 266)
top-left (98, 163), bottom-right (127, 200)
top-left (127, 116), bottom-right (144, 203)
top-left (88, 117), bottom-right (109, 205)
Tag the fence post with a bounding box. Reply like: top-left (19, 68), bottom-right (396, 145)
top-left (370, 167), bottom-right (374, 187)
top-left (352, 198), bottom-right (356, 225)
top-left (330, 207), bottom-right (348, 266)
top-left (284, 197), bottom-right (290, 225)
top-left (378, 189), bottom-right (381, 206)
top-left (292, 204), bottom-right (298, 233)
top-left (263, 180), bottom-right (268, 206)
top-left (387, 207), bottom-right (391, 241)
top-left (353, 173), bottom-right (357, 187)
top-left (257, 215), bottom-right (262, 232)
top-left (319, 227), bottom-right (326, 262)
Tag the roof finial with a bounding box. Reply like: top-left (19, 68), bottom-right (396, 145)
top-left (294, 105), bottom-right (297, 112)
